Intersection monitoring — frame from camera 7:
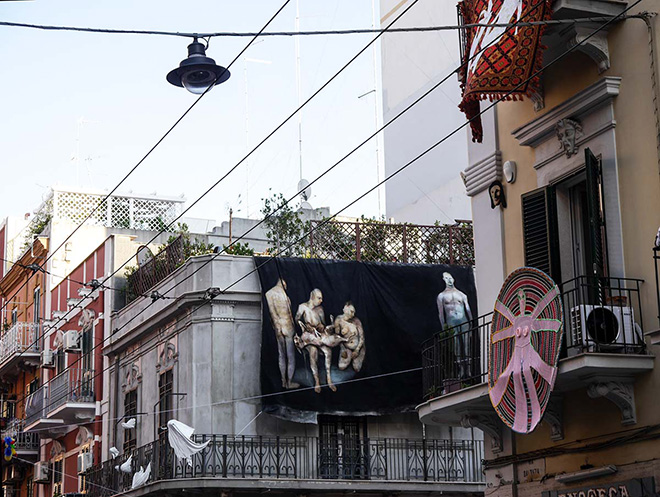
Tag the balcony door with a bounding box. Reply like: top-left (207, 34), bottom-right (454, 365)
top-left (318, 416), bottom-right (368, 479)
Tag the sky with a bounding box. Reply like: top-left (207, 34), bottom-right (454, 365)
top-left (0, 0), bottom-right (385, 227)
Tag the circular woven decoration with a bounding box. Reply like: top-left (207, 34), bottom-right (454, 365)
top-left (488, 267), bottom-right (563, 434)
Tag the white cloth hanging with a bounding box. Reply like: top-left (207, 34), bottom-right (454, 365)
top-left (131, 463), bottom-right (151, 489)
top-left (121, 418), bottom-right (136, 429)
top-left (167, 419), bottom-right (210, 467)
top-left (109, 447), bottom-right (119, 459)
top-left (116, 455), bottom-right (132, 473)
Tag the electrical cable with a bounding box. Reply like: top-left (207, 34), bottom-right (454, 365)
top-left (5, 0), bottom-right (428, 409)
top-left (9, 0), bottom-right (576, 416)
top-left (12, 0), bottom-right (640, 422)
top-left (0, 0), bottom-right (294, 320)
top-left (0, 15), bottom-right (645, 38)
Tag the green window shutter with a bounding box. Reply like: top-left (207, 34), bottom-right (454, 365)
top-left (584, 148), bottom-right (608, 278)
top-left (522, 186), bottom-right (561, 281)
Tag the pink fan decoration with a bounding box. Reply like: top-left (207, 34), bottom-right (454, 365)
top-left (488, 267), bottom-right (564, 434)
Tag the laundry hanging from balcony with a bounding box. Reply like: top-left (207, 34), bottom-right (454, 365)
top-left (255, 257), bottom-right (477, 422)
top-left (458, 0), bottom-right (552, 142)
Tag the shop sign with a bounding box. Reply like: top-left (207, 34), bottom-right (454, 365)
top-left (543, 477), bottom-right (656, 497)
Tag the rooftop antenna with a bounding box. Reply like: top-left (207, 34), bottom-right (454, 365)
top-left (295, 0), bottom-right (303, 183)
top-left (71, 117), bottom-right (100, 187)
top-left (298, 178), bottom-right (313, 210)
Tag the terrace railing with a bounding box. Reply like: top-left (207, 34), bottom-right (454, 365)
top-left (422, 313), bottom-right (492, 400)
top-left (422, 275), bottom-right (647, 401)
top-left (0, 322), bottom-right (40, 366)
top-left (126, 236), bottom-right (184, 304)
top-left (308, 221), bottom-right (474, 266)
top-left (85, 435), bottom-right (484, 496)
top-left (47, 367), bottom-right (95, 414)
top-left (560, 275), bottom-right (646, 355)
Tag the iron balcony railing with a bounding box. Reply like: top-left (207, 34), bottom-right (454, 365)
top-left (422, 275), bottom-right (647, 400)
top-left (308, 221), bottom-right (474, 266)
top-left (560, 275), bottom-right (646, 355)
top-left (24, 385), bottom-right (47, 426)
top-left (126, 236), bottom-right (184, 304)
top-left (85, 435), bottom-right (484, 496)
top-left (48, 367), bottom-right (95, 414)
top-left (0, 322), bottom-right (40, 366)
top-left (422, 313), bottom-right (492, 400)
top-left (2, 418), bottom-right (38, 451)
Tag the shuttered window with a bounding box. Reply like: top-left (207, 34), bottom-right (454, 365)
top-left (585, 148), bottom-right (608, 278)
top-left (522, 186), bottom-right (560, 281)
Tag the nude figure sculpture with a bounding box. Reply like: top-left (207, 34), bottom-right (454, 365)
top-left (294, 289), bottom-right (339, 393)
top-left (265, 279), bottom-right (299, 389)
top-left (437, 272), bottom-right (473, 379)
top-left (333, 302), bottom-right (365, 372)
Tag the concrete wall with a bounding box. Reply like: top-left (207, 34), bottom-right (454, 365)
top-left (380, 0), bottom-right (472, 225)
top-left (105, 254), bottom-right (474, 460)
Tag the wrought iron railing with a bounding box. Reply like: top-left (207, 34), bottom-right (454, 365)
top-left (3, 418), bottom-right (38, 451)
top-left (0, 322), bottom-right (40, 366)
top-left (24, 385), bottom-right (47, 426)
top-left (85, 435), bottom-right (484, 496)
top-left (126, 236), bottom-right (184, 304)
top-left (422, 313), bottom-right (492, 400)
top-left (308, 221), bottom-right (474, 266)
top-left (48, 367), bottom-right (95, 413)
top-left (421, 275), bottom-right (647, 401)
top-left (560, 275), bottom-right (646, 355)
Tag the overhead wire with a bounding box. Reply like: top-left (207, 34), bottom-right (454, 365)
top-left (8, 0), bottom-right (428, 412)
top-left (0, 0), bottom-right (295, 322)
top-left (15, 0), bottom-right (632, 420)
top-left (0, 15), bottom-right (646, 38)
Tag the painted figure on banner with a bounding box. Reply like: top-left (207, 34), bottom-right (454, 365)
top-left (265, 278), bottom-right (300, 389)
top-left (295, 289), bottom-right (340, 393)
top-left (489, 267), bottom-right (564, 434)
top-left (437, 272), bottom-right (473, 379)
top-left (333, 302), bottom-right (366, 372)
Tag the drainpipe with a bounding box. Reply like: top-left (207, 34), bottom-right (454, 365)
top-left (638, 12), bottom-right (660, 176)
top-left (113, 356), bottom-right (120, 449)
top-left (511, 432), bottom-right (519, 497)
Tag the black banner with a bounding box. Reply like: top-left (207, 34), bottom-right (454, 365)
top-left (255, 257), bottom-right (477, 421)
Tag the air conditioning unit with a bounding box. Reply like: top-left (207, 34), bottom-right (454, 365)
top-left (34, 461), bottom-right (50, 483)
top-left (63, 330), bottom-right (81, 352)
top-left (41, 349), bottom-right (55, 368)
top-left (570, 305), bottom-right (639, 352)
top-left (77, 452), bottom-right (93, 474)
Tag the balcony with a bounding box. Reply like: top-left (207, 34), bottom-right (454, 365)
top-left (419, 276), bottom-right (653, 448)
top-left (0, 322), bottom-right (41, 375)
top-left (85, 434), bottom-right (484, 497)
top-left (46, 367), bottom-right (96, 423)
top-left (2, 418), bottom-right (39, 459)
top-left (25, 369), bottom-right (96, 435)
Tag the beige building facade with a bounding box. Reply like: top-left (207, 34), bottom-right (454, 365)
top-left (419, 2), bottom-right (660, 497)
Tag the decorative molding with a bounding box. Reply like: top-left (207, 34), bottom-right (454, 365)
top-left (460, 412), bottom-right (503, 453)
top-left (543, 397), bottom-right (564, 441)
top-left (78, 308), bottom-right (96, 332)
top-left (76, 426), bottom-right (93, 445)
top-left (512, 77), bottom-right (621, 147)
top-left (122, 361), bottom-right (142, 393)
top-left (463, 151), bottom-right (503, 197)
top-left (156, 340), bottom-right (178, 372)
top-left (556, 118), bottom-right (584, 157)
top-left (50, 440), bottom-right (65, 457)
top-left (559, 25), bottom-right (612, 73)
top-left (587, 381), bottom-right (637, 425)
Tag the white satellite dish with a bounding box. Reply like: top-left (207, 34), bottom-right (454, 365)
top-left (297, 178), bottom-right (312, 202)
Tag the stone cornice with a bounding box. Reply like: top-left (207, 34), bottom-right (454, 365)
top-left (512, 76), bottom-right (621, 148)
top-left (464, 151), bottom-right (502, 197)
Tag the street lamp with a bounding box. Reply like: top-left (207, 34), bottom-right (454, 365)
top-left (167, 37), bottom-right (231, 94)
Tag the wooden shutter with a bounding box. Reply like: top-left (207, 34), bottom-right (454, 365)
top-left (522, 187), bottom-right (560, 281)
top-left (585, 148), bottom-right (608, 278)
